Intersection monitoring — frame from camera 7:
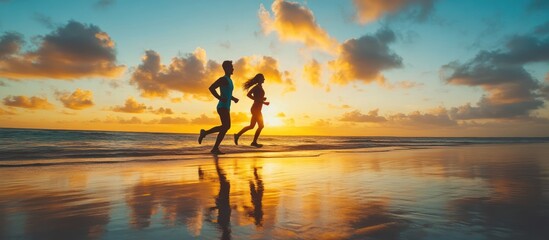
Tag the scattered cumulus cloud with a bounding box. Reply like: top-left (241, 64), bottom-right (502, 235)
top-left (340, 107), bottom-right (456, 127)
top-left (130, 48), bottom-right (222, 99)
top-left (329, 28), bottom-right (403, 85)
top-left (382, 80), bottom-right (424, 89)
top-left (352, 0), bottom-right (436, 24)
top-left (312, 119), bottom-right (332, 127)
top-left (56, 88), bottom-right (94, 110)
top-left (170, 97), bottom-right (182, 103)
top-left (118, 116), bottom-right (142, 124)
top-left (340, 109), bottom-right (387, 122)
top-left (528, 0), bottom-right (549, 11)
top-left (441, 27), bottom-right (549, 120)
top-left (534, 21), bottom-right (549, 35)
top-left (150, 107), bottom-right (173, 115)
top-left (231, 111), bottom-right (249, 123)
top-left (111, 98), bottom-right (147, 113)
top-left (387, 107), bottom-right (457, 126)
top-left (303, 59), bottom-right (322, 87)
top-left (0, 107), bottom-right (15, 115)
top-left (0, 21), bottom-right (125, 80)
top-left (131, 49), bottom-right (290, 99)
top-left (191, 114), bottom-right (218, 125)
top-left (0, 32), bottom-right (23, 58)
top-left (158, 116), bottom-right (189, 124)
top-left (95, 0), bottom-right (115, 9)
top-left (32, 13), bottom-right (54, 29)
top-left (282, 71), bottom-right (296, 93)
top-left (258, 0), bottom-right (338, 53)
top-left (328, 104), bottom-right (352, 109)
top-left (2, 95), bottom-right (54, 109)
top-left (234, 55), bottom-right (283, 84)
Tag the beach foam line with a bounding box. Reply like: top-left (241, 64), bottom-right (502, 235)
top-left (0, 150), bottom-right (324, 168)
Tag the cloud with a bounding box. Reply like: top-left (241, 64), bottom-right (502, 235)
top-left (339, 107), bottom-right (457, 127)
top-left (111, 98), bottom-right (147, 113)
top-left (55, 88), bottom-right (94, 110)
top-left (282, 71), bottom-right (296, 93)
top-left (258, 0), bottom-right (338, 53)
top-left (131, 49), bottom-right (290, 98)
top-left (352, 0), bottom-right (436, 24)
top-left (231, 111), bottom-right (249, 123)
top-left (170, 98), bottom-right (182, 103)
top-left (340, 109), bottom-right (387, 122)
top-left (0, 107), bottom-right (15, 115)
top-left (0, 21), bottom-right (125, 80)
top-left (91, 116), bottom-right (143, 124)
top-left (382, 80), bottom-right (424, 89)
top-left (191, 114), bottom-right (218, 125)
top-left (150, 107), bottom-right (173, 115)
top-left (303, 59), bottom-right (322, 87)
top-left (387, 107), bottom-right (457, 126)
top-left (441, 29), bottom-right (549, 120)
top-left (542, 84), bottom-right (549, 100)
top-left (158, 116), bottom-right (189, 124)
top-left (32, 13), bottom-right (54, 29)
top-left (119, 116), bottom-right (142, 124)
top-left (233, 55), bottom-right (283, 84)
top-left (130, 48), bottom-right (222, 99)
top-left (329, 28), bottom-right (403, 85)
top-left (529, 0), bottom-right (549, 11)
top-left (220, 41), bottom-right (231, 49)
top-left (328, 104), bottom-right (352, 109)
top-left (95, 0), bottom-right (115, 9)
top-left (0, 32), bottom-right (23, 58)
top-left (2, 95), bottom-right (54, 109)
top-left (312, 119), bottom-right (332, 127)
top-left (284, 117), bottom-right (296, 126)
top-left (535, 21), bottom-right (549, 35)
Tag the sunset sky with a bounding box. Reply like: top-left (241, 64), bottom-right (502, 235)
top-left (1, 0), bottom-right (548, 136)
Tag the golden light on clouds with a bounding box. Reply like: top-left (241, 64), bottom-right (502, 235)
top-left (0, 21), bottom-right (125, 80)
top-left (56, 89), bottom-right (94, 110)
top-left (352, 0), bottom-right (435, 24)
top-left (303, 59), bottom-right (322, 87)
top-left (258, 0), bottom-right (338, 53)
top-left (3, 95), bottom-right (54, 110)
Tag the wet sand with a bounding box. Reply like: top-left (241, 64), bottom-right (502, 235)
top-left (1, 143), bottom-right (548, 239)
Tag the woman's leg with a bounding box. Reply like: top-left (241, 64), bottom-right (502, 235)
top-left (252, 113), bottom-right (264, 146)
top-left (234, 114), bottom-right (257, 145)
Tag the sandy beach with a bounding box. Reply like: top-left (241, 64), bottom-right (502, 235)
top-left (1, 143), bottom-right (548, 239)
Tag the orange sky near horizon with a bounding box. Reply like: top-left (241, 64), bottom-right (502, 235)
top-left (1, 0), bottom-right (549, 137)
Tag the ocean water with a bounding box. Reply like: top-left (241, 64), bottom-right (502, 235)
top-left (0, 142), bottom-right (548, 239)
top-left (1, 128), bottom-right (549, 239)
top-left (1, 128), bottom-right (548, 167)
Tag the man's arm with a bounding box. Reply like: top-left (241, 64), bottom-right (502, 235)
top-left (209, 77), bottom-right (226, 102)
top-left (231, 96), bottom-right (239, 103)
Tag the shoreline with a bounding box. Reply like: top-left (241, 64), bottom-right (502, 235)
top-left (1, 143), bottom-right (548, 239)
top-left (1, 142), bottom-right (548, 168)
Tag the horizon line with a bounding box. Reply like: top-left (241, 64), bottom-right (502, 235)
top-left (1, 127), bottom-right (548, 138)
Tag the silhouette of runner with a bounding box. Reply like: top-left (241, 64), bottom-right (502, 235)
top-left (198, 61), bottom-right (239, 154)
top-left (234, 73), bottom-right (269, 148)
